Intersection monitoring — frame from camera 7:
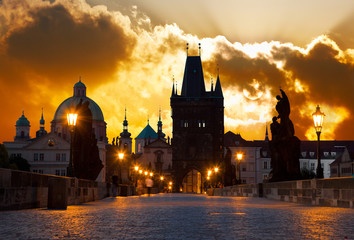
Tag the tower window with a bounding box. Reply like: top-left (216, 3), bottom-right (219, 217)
top-left (33, 153), bottom-right (38, 161)
top-left (39, 153), bottom-right (44, 161)
top-left (56, 153), bottom-right (60, 162)
top-left (184, 120), bottom-right (189, 128)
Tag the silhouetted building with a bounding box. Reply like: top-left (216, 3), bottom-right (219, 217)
top-left (170, 53), bottom-right (224, 193)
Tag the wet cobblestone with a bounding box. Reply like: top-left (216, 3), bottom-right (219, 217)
top-left (0, 194), bottom-right (353, 239)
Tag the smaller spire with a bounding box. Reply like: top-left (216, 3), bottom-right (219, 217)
top-left (175, 82), bottom-right (178, 95)
top-left (199, 43), bottom-right (201, 56)
top-left (22, 110), bottom-right (24, 116)
top-left (159, 106), bottom-right (161, 121)
top-left (211, 75), bottom-right (214, 92)
top-left (79, 75), bottom-right (81, 82)
top-left (125, 107), bottom-right (127, 120)
top-left (265, 123), bottom-right (269, 141)
top-left (171, 76), bottom-right (175, 97)
top-left (147, 114), bottom-right (149, 125)
top-left (186, 43), bottom-right (189, 56)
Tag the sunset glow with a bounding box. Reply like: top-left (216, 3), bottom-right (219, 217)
top-left (0, 0), bottom-right (353, 144)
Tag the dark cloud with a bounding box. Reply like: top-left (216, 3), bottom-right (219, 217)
top-left (4, 4), bottom-right (135, 88)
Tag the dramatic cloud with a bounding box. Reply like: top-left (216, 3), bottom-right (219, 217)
top-left (0, 0), bottom-right (353, 145)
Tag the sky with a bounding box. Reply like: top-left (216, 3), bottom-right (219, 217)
top-left (0, 0), bottom-right (354, 144)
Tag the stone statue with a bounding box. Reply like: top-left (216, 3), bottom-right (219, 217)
top-left (72, 100), bottom-right (103, 180)
top-left (112, 137), bottom-right (115, 146)
top-left (269, 89), bottom-right (300, 182)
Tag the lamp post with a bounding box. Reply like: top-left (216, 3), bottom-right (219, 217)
top-left (312, 105), bottom-right (325, 178)
top-left (67, 113), bottom-right (77, 177)
top-left (236, 153), bottom-right (243, 184)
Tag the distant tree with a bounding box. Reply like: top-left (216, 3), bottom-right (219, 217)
top-left (9, 155), bottom-right (31, 172)
top-left (0, 143), bottom-right (9, 168)
top-left (300, 167), bottom-right (315, 179)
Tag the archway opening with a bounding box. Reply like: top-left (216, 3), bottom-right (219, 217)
top-left (182, 169), bottom-right (202, 193)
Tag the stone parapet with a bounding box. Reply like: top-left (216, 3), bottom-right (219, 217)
top-left (211, 177), bottom-right (354, 208)
top-left (0, 168), bottom-right (110, 210)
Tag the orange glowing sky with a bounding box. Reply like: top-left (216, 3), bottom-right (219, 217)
top-left (0, 0), bottom-right (354, 144)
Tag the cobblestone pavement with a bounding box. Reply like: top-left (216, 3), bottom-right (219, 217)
top-left (1, 194), bottom-right (353, 240)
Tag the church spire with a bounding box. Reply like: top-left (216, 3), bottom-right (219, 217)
top-left (265, 123), bottom-right (269, 141)
top-left (171, 76), bottom-right (175, 97)
top-left (120, 107), bottom-right (131, 138)
top-left (157, 107), bottom-right (165, 139)
top-left (214, 66), bottom-right (223, 98)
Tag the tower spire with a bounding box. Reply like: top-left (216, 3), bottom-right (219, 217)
top-left (199, 43), bottom-right (201, 56)
top-left (186, 43), bottom-right (189, 56)
top-left (265, 123), bottom-right (269, 141)
top-left (171, 76), bottom-right (175, 97)
top-left (211, 75), bottom-right (214, 92)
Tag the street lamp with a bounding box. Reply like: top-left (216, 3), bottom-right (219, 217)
top-left (313, 105), bottom-right (325, 178)
top-left (67, 112), bottom-right (77, 177)
top-left (118, 152), bottom-right (124, 161)
top-left (236, 153), bottom-right (243, 184)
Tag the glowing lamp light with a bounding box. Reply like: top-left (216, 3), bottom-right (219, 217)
top-left (207, 176), bottom-right (210, 180)
top-left (312, 105), bottom-right (325, 133)
top-left (67, 113), bottom-right (78, 126)
top-left (160, 176), bottom-right (164, 181)
top-left (118, 152), bottom-right (124, 160)
top-left (168, 186), bottom-right (172, 190)
top-left (207, 170), bottom-right (212, 176)
top-left (144, 171), bottom-right (148, 176)
top-left (237, 153), bottom-right (243, 161)
top-left (149, 172), bottom-right (153, 177)
top-left (169, 181), bottom-right (173, 185)
top-left (139, 170), bottom-right (143, 174)
top-left (214, 167), bottom-right (219, 173)
top-left (134, 166), bottom-right (139, 171)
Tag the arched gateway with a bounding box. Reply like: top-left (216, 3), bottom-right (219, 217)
top-left (182, 169), bottom-right (202, 193)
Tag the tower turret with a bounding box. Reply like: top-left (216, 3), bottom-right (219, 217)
top-left (119, 108), bottom-right (132, 153)
top-left (36, 108), bottom-right (48, 138)
top-left (15, 111), bottom-right (31, 141)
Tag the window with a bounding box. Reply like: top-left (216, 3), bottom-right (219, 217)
top-left (311, 163), bottom-right (315, 170)
top-left (342, 167), bottom-right (351, 174)
top-left (61, 170), bottom-right (66, 176)
top-left (39, 153), bottom-right (44, 161)
top-left (263, 174), bottom-right (268, 180)
top-left (38, 169), bottom-right (43, 174)
top-left (33, 169), bottom-right (38, 173)
top-left (242, 179), bottom-right (246, 184)
top-left (33, 153), bottom-right (38, 161)
top-left (324, 152), bottom-right (329, 157)
top-left (138, 143), bottom-right (141, 153)
top-left (55, 170), bottom-right (60, 176)
top-left (202, 120), bottom-right (205, 128)
top-left (309, 152), bottom-right (315, 157)
top-left (303, 162), bottom-right (307, 168)
top-left (184, 120), bottom-right (189, 128)
top-left (56, 153), bottom-right (60, 162)
top-left (301, 152), bottom-right (306, 158)
top-left (331, 152), bottom-right (336, 157)
top-left (331, 168), bottom-right (337, 174)
top-left (263, 161), bottom-right (268, 169)
top-left (61, 154), bottom-right (66, 162)
top-left (242, 167), bottom-right (246, 172)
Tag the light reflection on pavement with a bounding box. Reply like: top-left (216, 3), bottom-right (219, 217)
top-left (0, 194), bottom-right (353, 239)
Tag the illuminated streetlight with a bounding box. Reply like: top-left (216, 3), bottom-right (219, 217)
top-left (134, 166), bottom-right (139, 171)
top-left (207, 170), bottom-right (212, 176)
top-left (160, 176), bottom-right (164, 181)
top-left (149, 172), bottom-right (153, 177)
top-left (144, 171), bottom-right (148, 176)
top-left (67, 112), bottom-right (77, 177)
top-left (118, 152), bottom-right (124, 161)
top-left (236, 153), bottom-right (243, 184)
top-left (214, 167), bottom-right (219, 173)
top-left (169, 181), bottom-right (173, 186)
top-left (313, 105), bottom-right (325, 178)
top-left (139, 170), bottom-right (143, 174)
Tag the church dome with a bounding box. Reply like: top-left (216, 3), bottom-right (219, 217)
top-left (53, 79), bottom-right (104, 122)
top-left (16, 112), bottom-right (30, 126)
top-left (53, 96), bottom-right (104, 122)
